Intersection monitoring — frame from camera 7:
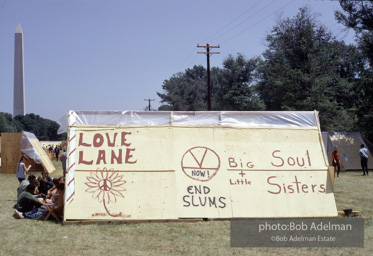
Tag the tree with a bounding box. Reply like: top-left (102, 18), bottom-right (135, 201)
top-left (157, 65), bottom-right (208, 111)
top-left (157, 55), bottom-right (264, 111)
top-left (14, 114), bottom-right (66, 141)
top-left (0, 112), bottom-right (22, 133)
top-left (212, 54), bottom-right (265, 111)
top-left (336, 0), bottom-right (373, 65)
top-left (336, 0), bottom-right (373, 141)
top-left (257, 7), bottom-right (361, 131)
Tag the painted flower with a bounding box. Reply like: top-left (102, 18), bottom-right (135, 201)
top-left (85, 168), bottom-right (126, 216)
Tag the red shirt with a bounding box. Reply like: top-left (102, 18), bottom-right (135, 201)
top-left (332, 150), bottom-right (340, 162)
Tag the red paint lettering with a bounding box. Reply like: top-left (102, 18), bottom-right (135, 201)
top-left (78, 133), bottom-right (91, 147)
top-left (293, 176), bottom-right (301, 193)
top-left (96, 150), bottom-right (107, 164)
top-left (125, 148), bottom-right (137, 164)
top-left (78, 151), bottom-right (93, 165)
top-left (111, 149), bottom-right (122, 164)
top-left (297, 157), bottom-right (305, 167)
top-left (311, 184), bottom-right (317, 192)
top-left (121, 132), bottom-right (131, 147)
top-left (287, 184), bottom-right (294, 193)
top-left (319, 184), bottom-right (326, 193)
top-left (106, 133), bottom-right (117, 147)
top-left (228, 157), bottom-right (237, 168)
top-left (267, 176), bottom-right (281, 194)
top-left (288, 157), bottom-right (295, 166)
top-left (306, 150), bottom-right (311, 166)
top-left (302, 184), bottom-right (309, 193)
top-left (271, 150), bottom-right (284, 167)
top-left (93, 134), bottom-right (104, 147)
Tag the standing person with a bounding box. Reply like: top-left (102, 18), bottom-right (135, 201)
top-left (332, 146), bottom-right (341, 177)
top-left (60, 149), bottom-right (67, 177)
top-left (16, 155), bottom-right (31, 183)
top-left (359, 144), bottom-right (369, 176)
top-left (54, 145), bottom-right (60, 161)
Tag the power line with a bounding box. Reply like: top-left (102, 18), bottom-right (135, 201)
top-left (208, 0), bottom-right (278, 44)
top-left (198, 0), bottom-right (263, 45)
top-left (180, 1), bottom-right (274, 72)
top-left (177, 47), bottom-right (198, 72)
top-left (219, 0), bottom-right (297, 45)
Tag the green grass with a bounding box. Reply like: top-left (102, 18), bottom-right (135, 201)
top-left (0, 163), bottom-right (372, 256)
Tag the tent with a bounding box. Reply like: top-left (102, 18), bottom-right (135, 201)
top-left (58, 110), bottom-right (337, 223)
top-left (323, 132), bottom-right (373, 171)
top-left (0, 132), bottom-right (56, 174)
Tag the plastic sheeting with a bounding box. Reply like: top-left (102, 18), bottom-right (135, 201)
top-left (21, 131), bottom-right (42, 164)
top-left (58, 110), bottom-right (319, 133)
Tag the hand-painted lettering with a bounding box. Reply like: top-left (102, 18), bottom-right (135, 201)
top-left (228, 157), bottom-right (254, 169)
top-left (267, 175), bottom-right (326, 194)
top-left (271, 150), bottom-right (311, 168)
top-left (121, 132), bottom-right (131, 147)
top-left (77, 131), bottom-right (137, 166)
top-left (182, 186), bottom-right (226, 208)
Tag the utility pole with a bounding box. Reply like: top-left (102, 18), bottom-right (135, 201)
top-left (144, 98), bottom-right (155, 111)
top-left (197, 43), bottom-right (220, 111)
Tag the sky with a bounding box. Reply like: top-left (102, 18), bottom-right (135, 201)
top-left (0, 0), bottom-right (356, 124)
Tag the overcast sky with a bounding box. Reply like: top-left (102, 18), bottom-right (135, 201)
top-left (0, 0), bottom-right (355, 123)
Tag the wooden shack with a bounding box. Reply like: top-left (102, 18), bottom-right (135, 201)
top-left (0, 132), bottom-right (56, 174)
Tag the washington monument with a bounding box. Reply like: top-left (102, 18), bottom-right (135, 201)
top-left (13, 23), bottom-right (25, 116)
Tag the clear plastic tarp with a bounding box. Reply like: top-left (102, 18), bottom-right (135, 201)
top-left (21, 131), bottom-right (42, 164)
top-left (58, 110), bottom-right (319, 134)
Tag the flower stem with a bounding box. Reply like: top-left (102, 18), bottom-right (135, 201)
top-left (103, 199), bottom-right (123, 217)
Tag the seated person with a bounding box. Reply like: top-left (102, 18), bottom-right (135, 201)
top-left (14, 184), bottom-right (47, 220)
top-left (37, 170), bottom-right (53, 195)
top-left (46, 178), bottom-right (60, 199)
top-left (44, 183), bottom-right (65, 221)
top-left (58, 176), bottom-right (65, 184)
top-left (17, 175), bottom-right (37, 199)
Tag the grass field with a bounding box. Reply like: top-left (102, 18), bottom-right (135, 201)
top-left (0, 162), bottom-right (372, 256)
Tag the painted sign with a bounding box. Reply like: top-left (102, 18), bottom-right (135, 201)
top-left (64, 126), bottom-right (337, 220)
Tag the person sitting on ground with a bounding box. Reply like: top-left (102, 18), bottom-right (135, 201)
top-left (46, 178), bottom-right (60, 199)
top-left (17, 175), bottom-right (38, 199)
top-left (58, 176), bottom-right (65, 184)
top-left (16, 155), bottom-right (32, 183)
top-left (14, 184), bottom-right (47, 220)
top-left (37, 170), bottom-right (53, 195)
top-left (49, 183), bottom-right (65, 221)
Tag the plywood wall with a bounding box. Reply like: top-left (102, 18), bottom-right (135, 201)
top-left (0, 133), bottom-right (22, 174)
top-left (64, 126), bottom-right (337, 221)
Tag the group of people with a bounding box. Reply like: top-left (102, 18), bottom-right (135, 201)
top-left (332, 144), bottom-right (370, 177)
top-left (14, 155), bottom-right (65, 221)
top-left (42, 144), bottom-right (66, 162)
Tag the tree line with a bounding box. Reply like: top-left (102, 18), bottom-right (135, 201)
top-left (157, 2), bottom-right (373, 142)
top-left (0, 112), bottom-right (66, 141)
